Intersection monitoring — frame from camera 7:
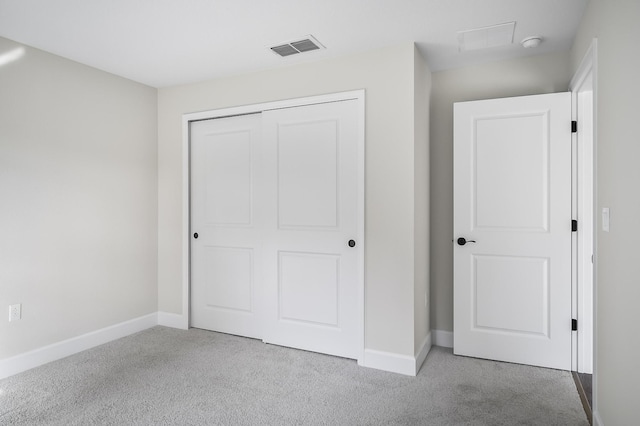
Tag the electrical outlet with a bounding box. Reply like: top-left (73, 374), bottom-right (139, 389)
top-left (9, 304), bottom-right (21, 322)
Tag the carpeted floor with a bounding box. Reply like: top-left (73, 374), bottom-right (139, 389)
top-left (0, 326), bottom-right (588, 425)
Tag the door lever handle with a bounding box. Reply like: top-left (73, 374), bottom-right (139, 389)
top-left (457, 237), bottom-right (476, 246)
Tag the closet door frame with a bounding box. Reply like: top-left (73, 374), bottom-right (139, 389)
top-left (180, 90), bottom-right (365, 363)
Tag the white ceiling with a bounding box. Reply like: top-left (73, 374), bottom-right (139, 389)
top-left (0, 0), bottom-right (589, 88)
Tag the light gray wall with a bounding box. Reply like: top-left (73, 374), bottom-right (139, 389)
top-left (0, 37), bottom-right (158, 359)
top-left (429, 52), bottom-right (572, 332)
top-left (413, 46), bottom-right (431, 352)
top-left (571, 0), bottom-right (640, 423)
top-left (158, 43), bottom-right (425, 356)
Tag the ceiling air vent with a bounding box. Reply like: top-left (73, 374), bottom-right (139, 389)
top-left (270, 35), bottom-right (325, 57)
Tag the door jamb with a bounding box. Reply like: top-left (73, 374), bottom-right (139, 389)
top-left (569, 37), bottom-right (597, 405)
top-left (180, 90), bottom-right (366, 364)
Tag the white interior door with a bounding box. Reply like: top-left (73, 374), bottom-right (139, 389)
top-left (261, 100), bottom-right (361, 359)
top-left (190, 113), bottom-right (263, 339)
top-left (453, 92), bottom-right (572, 370)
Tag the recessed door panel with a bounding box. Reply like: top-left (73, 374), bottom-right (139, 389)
top-left (203, 246), bottom-right (253, 312)
top-left (203, 130), bottom-right (252, 226)
top-left (475, 113), bottom-right (549, 232)
top-left (278, 120), bottom-right (338, 229)
top-left (279, 252), bottom-right (339, 327)
top-left (474, 255), bottom-right (549, 336)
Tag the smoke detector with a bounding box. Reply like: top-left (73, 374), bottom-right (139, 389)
top-left (521, 36), bottom-right (543, 48)
top-left (270, 35), bottom-right (325, 57)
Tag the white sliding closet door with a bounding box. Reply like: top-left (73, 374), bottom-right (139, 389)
top-left (190, 99), bottom-right (361, 360)
top-left (261, 100), bottom-right (360, 359)
top-left (190, 113), bottom-right (263, 339)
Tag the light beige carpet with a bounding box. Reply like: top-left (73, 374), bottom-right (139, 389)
top-left (0, 326), bottom-right (588, 425)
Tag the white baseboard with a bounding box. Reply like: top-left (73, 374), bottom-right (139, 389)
top-left (432, 329), bottom-right (453, 348)
top-left (415, 332), bottom-right (432, 374)
top-left (360, 348), bottom-right (416, 376)
top-left (1, 316), bottom-right (448, 380)
top-left (0, 313), bottom-right (157, 380)
top-left (593, 410), bottom-right (603, 426)
top-left (157, 311), bottom-right (188, 329)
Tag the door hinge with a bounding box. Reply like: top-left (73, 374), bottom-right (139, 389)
top-left (572, 319), bottom-right (578, 331)
top-left (571, 121), bottom-right (578, 133)
top-left (572, 219), bottom-right (578, 232)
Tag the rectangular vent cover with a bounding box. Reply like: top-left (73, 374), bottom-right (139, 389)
top-left (270, 35), bottom-right (324, 57)
top-left (457, 22), bottom-right (516, 52)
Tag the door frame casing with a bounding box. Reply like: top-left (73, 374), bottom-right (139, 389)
top-left (179, 90), bottom-right (366, 363)
top-left (569, 37), bottom-right (598, 404)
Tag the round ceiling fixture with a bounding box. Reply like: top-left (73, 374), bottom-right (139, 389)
top-left (521, 36), bottom-right (543, 48)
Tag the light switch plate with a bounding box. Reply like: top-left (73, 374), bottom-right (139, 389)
top-left (602, 207), bottom-right (610, 232)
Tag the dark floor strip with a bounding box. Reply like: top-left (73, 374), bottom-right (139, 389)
top-left (572, 371), bottom-right (592, 425)
top-left (577, 372), bottom-right (593, 407)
